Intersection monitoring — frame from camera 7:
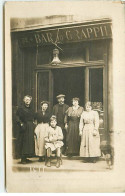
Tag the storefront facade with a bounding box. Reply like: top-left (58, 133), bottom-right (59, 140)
top-left (11, 17), bottom-right (113, 157)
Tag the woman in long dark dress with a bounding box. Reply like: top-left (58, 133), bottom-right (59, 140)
top-left (34, 101), bottom-right (50, 162)
top-left (64, 98), bottom-right (84, 156)
top-left (16, 95), bottom-right (35, 164)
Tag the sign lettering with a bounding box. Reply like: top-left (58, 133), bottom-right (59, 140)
top-left (18, 22), bottom-right (112, 47)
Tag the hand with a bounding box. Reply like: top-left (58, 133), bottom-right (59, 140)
top-left (93, 129), bottom-right (97, 136)
top-left (33, 120), bottom-right (37, 125)
top-left (65, 123), bottom-right (68, 130)
top-left (79, 130), bottom-right (82, 136)
top-left (20, 123), bottom-right (26, 131)
top-left (34, 133), bottom-right (37, 139)
top-left (49, 136), bottom-right (53, 142)
top-left (52, 136), bottom-right (58, 142)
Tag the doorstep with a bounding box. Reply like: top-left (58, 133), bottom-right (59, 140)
top-left (12, 156), bottom-right (112, 172)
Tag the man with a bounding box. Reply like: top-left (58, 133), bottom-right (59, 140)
top-left (16, 95), bottom-right (35, 163)
top-left (53, 94), bottom-right (69, 155)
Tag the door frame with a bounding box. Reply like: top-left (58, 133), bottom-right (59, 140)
top-left (35, 69), bottom-right (53, 112)
top-left (85, 64), bottom-right (108, 139)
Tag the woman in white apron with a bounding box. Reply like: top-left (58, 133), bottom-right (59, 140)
top-left (34, 101), bottom-right (50, 162)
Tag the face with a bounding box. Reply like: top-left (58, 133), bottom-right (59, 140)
top-left (58, 97), bottom-right (64, 104)
top-left (50, 120), bottom-right (57, 128)
top-left (41, 103), bottom-right (48, 111)
top-left (72, 100), bottom-right (79, 106)
top-left (85, 105), bottom-right (92, 112)
top-left (24, 97), bottom-right (31, 106)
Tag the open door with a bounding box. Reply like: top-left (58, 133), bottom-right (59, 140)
top-left (52, 67), bottom-right (85, 107)
top-left (35, 70), bottom-right (53, 112)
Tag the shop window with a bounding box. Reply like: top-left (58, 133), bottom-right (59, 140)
top-left (37, 46), bottom-right (53, 65)
top-left (89, 42), bottom-right (104, 61)
top-left (89, 68), bottom-right (105, 141)
top-left (60, 43), bottom-right (86, 64)
top-left (89, 68), bottom-right (103, 107)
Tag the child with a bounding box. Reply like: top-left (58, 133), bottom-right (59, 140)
top-left (45, 115), bottom-right (63, 168)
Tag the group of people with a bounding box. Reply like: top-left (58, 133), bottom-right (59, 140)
top-left (16, 94), bottom-right (101, 168)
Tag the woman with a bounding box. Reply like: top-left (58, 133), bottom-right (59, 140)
top-left (65, 97), bottom-right (84, 157)
top-left (79, 101), bottom-right (101, 163)
top-left (34, 101), bottom-right (50, 162)
top-left (16, 95), bottom-right (35, 164)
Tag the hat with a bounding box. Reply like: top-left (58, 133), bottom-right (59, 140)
top-left (40, 101), bottom-right (49, 106)
top-left (56, 94), bottom-right (65, 99)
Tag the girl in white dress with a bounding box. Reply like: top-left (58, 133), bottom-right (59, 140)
top-left (79, 101), bottom-right (101, 163)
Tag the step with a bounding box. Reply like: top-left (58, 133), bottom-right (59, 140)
top-left (12, 157), bottom-right (111, 173)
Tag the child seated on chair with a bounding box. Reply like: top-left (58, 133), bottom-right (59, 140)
top-left (45, 115), bottom-right (63, 168)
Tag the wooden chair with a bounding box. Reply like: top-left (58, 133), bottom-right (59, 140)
top-left (45, 148), bottom-right (63, 166)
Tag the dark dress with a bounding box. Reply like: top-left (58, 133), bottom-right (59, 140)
top-left (16, 104), bottom-right (35, 158)
top-left (34, 110), bottom-right (50, 124)
top-left (65, 106), bottom-right (84, 155)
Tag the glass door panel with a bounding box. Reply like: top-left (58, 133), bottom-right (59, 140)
top-left (36, 70), bottom-right (53, 112)
top-left (88, 67), bottom-right (105, 141)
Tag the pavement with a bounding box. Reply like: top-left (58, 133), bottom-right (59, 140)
top-left (12, 155), bottom-right (112, 172)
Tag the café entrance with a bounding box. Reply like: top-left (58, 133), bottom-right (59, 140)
top-left (53, 67), bottom-right (85, 106)
top-left (36, 65), bottom-right (105, 141)
top-left (36, 66), bottom-right (103, 109)
top-left (11, 18), bottom-right (113, 158)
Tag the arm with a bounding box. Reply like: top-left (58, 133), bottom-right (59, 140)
top-left (57, 127), bottom-right (63, 141)
top-left (52, 105), bottom-right (56, 115)
top-left (44, 129), bottom-right (50, 143)
top-left (34, 112), bottom-right (38, 125)
top-left (64, 109), bottom-right (69, 129)
top-left (79, 112), bottom-right (84, 136)
top-left (16, 107), bottom-right (25, 128)
top-left (94, 111), bottom-right (99, 130)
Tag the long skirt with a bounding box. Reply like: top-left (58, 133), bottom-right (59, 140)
top-left (80, 124), bottom-right (101, 157)
top-left (17, 121), bottom-right (35, 157)
top-left (66, 119), bottom-right (81, 154)
top-left (35, 123), bottom-right (49, 156)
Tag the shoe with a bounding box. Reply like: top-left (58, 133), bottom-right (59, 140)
top-left (26, 159), bottom-right (32, 163)
top-left (38, 156), bottom-right (45, 162)
top-left (92, 159), bottom-right (96, 163)
top-left (56, 157), bottom-right (60, 168)
top-left (90, 158), bottom-right (97, 163)
top-left (46, 158), bottom-right (51, 167)
top-left (68, 154), bottom-right (72, 158)
top-left (21, 159), bottom-right (27, 164)
top-left (83, 159), bottom-right (88, 163)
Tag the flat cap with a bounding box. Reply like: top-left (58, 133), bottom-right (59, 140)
top-left (56, 94), bottom-right (65, 99)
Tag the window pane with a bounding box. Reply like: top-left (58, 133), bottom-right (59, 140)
top-left (37, 72), bottom-right (49, 109)
top-left (89, 42), bottom-right (104, 61)
top-left (89, 68), bottom-right (103, 109)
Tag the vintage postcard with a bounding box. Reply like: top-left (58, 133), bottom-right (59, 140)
top-left (4, 0), bottom-right (125, 192)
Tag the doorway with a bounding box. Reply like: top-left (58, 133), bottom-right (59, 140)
top-left (53, 67), bottom-right (85, 107)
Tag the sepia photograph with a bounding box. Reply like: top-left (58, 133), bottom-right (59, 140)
top-left (4, 0), bottom-right (125, 192)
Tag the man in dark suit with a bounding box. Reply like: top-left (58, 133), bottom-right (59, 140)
top-left (53, 94), bottom-right (69, 155)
